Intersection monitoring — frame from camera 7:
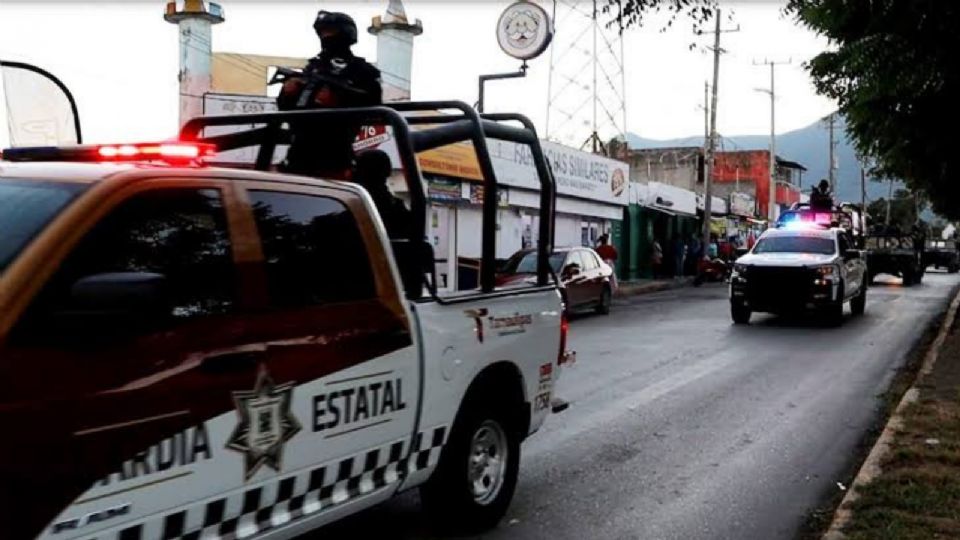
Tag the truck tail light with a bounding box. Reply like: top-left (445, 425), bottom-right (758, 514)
top-left (558, 312), bottom-right (570, 365)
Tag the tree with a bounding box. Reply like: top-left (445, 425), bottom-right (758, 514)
top-left (602, 0), bottom-right (716, 34)
top-left (609, 1), bottom-right (959, 218)
top-left (784, 0), bottom-right (960, 219)
top-left (866, 188), bottom-right (926, 233)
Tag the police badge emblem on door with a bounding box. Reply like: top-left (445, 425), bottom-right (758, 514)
top-left (226, 369), bottom-right (303, 480)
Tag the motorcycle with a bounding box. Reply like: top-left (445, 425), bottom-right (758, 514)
top-left (693, 256), bottom-right (730, 286)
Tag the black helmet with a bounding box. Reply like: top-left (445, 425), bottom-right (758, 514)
top-left (314, 11), bottom-right (358, 46)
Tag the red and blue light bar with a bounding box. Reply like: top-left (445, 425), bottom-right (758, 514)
top-left (777, 210), bottom-right (835, 230)
top-left (0, 142), bottom-right (216, 164)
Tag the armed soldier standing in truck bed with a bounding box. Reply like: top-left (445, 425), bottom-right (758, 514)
top-left (277, 11), bottom-right (383, 178)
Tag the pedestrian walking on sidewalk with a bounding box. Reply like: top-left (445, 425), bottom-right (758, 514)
top-left (686, 234), bottom-right (702, 275)
top-left (596, 234), bottom-right (619, 290)
top-left (673, 236), bottom-right (686, 279)
top-left (651, 238), bottom-right (664, 279)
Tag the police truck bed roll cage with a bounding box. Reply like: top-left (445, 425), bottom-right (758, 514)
top-left (178, 100), bottom-right (556, 295)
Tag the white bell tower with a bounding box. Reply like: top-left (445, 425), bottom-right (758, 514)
top-left (368, 0), bottom-right (423, 102)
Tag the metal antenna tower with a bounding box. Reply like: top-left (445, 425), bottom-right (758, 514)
top-left (545, 0), bottom-right (627, 155)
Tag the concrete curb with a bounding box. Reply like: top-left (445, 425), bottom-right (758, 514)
top-left (614, 277), bottom-right (696, 298)
top-left (822, 286), bottom-right (960, 539)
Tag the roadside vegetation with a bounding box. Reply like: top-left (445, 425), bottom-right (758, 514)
top-left (840, 313), bottom-right (960, 539)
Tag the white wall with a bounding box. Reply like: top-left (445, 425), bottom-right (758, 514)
top-left (555, 215), bottom-right (582, 248)
top-left (456, 206), bottom-right (483, 259)
top-left (497, 208), bottom-right (523, 259)
top-left (453, 205), bottom-right (524, 260)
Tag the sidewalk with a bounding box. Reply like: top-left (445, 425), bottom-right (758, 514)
top-left (614, 276), bottom-right (695, 298)
top-left (826, 291), bottom-right (960, 539)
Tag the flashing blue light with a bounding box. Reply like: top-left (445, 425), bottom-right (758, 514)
top-left (783, 221), bottom-right (819, 231)
top-left (781, 213), bottom-right (800, 222)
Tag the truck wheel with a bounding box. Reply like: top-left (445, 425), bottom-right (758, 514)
top-left (596, 285), bottom-right (612, 315)
top-left (825, 286), bottom-right (845, 326)
top-left (731, 301), bottom-right (751, 324)
top-left (951, 264), bottom-right (960, 274)
top-left (902, 269), bottom-right (915, 286)
top-left (421, 394), bottom-right (521, 533)
top-left (851, 285), bottom-right (866, 316)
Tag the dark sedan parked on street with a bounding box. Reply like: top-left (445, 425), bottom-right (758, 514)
top-left (498, 247), bottom-right (614, 314)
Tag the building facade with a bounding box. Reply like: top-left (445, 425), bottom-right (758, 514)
top-left (188, 0), bottom-right (628, 290)
top-left (627, 147), bottom-right (805, 220)
top-left (376, 137), bottom-right (629, 290)
top-left (628, 146), bottom-right (704, 191)
top-left (712, 150), bottom-right (805, 219)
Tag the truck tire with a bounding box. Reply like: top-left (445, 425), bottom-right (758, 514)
top-left (950, 264), bottom-right (960, 274)
top-left (825, 285), bottom-right (845, 326)
top-left (731, 301), bottom-right (751, 324)
top-left (596, 285), bottom-right (612, 315)
top-left (421, 393), bottom-right (521, 533)
top-left (851, 284), bottom-right (866, 316)
top-left (902, 268), bottom-right (915, 286)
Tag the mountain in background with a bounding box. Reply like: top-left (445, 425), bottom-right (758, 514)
top-left (626, 117), bottom-right (900, 204)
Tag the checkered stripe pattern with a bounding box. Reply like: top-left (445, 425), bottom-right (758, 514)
top-left (109, 426), bottom-right (447, 540)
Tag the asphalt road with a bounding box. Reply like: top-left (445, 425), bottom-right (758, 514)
top-left (315, 272), bottom-right (960, 540)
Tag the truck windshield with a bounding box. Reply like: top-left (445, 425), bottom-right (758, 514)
top-left (0, 179), bottom-right (85, 273)
top-left (754, 236), bottom-right (836, 255)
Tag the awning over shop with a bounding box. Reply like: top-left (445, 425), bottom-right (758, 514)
top-left (696, 193), bottom-right (728, 215)
top-left (633, 181), bottom-right (698, 217)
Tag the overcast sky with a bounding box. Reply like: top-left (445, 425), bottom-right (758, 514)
top-left (0, 1), bottom-right (835, 148)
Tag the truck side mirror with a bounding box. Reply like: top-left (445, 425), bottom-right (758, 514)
top-left (37, 272), bottom-right (170, 343)
top-left (844, 249), bottom-right (861, 261)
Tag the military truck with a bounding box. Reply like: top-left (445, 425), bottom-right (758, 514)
top-left (865, 228), bottom-right (925, 285)
top-left (923, 238), bottom-right (960, 273)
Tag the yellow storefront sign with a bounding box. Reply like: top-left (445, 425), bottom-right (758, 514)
top-left (417, 142), bottom-right (483, 182)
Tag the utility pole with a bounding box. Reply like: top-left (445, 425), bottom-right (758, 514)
top-left (754, 58), bottom-right (791, 223)
top-left (592, 0), bottom-right (598, 153)
top-left (860, 167), bottom-right (866, 215)
top-left (701, 9), bottom-right (739, 256)
top-left (704, 81), bottom-right (710, 145)
top-left (827, 113), bottom-right (838, 192)
top-left (886, 178), bottom-right (894, 226)
top-left (860, 161), bottom-right (868, 237)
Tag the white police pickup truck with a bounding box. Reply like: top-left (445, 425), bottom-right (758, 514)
top-left (730, 217), bottom-right (867, 326)
top-left (0, 102), bottom-right (570, 539)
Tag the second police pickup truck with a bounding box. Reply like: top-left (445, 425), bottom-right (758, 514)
top-left (0, 102), bottom-right (571, 539)
top-left (730, 205), bottom-right (868, 326)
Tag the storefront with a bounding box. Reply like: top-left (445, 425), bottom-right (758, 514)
top-left (381, 136), bottom-right (629, 290)
top-left (725, 191), bottom-right (763, 250)
top-left (620, 182), bottom-right (702, 279)
top-left (488, 139), bottom-right (629, 250)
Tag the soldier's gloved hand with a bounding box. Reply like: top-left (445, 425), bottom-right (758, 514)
top-left (277, 78), bottom-right (306, 110)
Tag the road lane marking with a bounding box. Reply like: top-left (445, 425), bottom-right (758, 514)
top-left (530, 349), bottom-right (743, 454)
